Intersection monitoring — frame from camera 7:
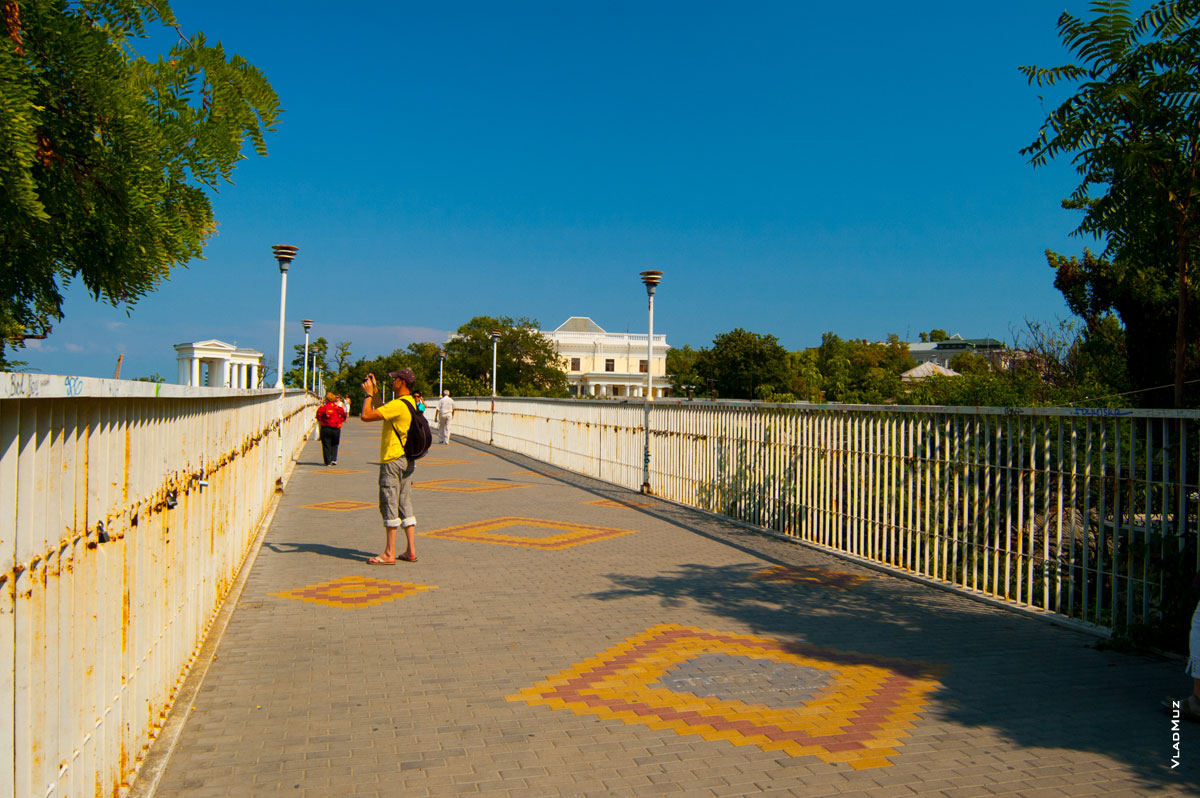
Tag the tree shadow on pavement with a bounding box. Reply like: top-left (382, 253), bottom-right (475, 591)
top-left (586, 558), bottom-right (1197, 790)
top-left (467, 439), bottom-right (1199, 789)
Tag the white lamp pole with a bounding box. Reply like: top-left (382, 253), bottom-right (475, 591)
top-left (271, 245), bottom-right (298, 389)
top-left (301, 319), bottom-right (313, 393)
top-left (639, 270), bottom-right (662, 495)
top-left (438, 349), bottom-right (445, 396)
top-left (489, 329), bottom-right (502, 445)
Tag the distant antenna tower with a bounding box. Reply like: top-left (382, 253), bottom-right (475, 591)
top-left (113, 353), bottom-right (123, 379)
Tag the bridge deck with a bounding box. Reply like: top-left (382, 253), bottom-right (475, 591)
top-left (146, 418), bottom-right (1197, 797)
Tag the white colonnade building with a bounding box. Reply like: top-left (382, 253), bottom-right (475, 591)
top-left (174, 339), bottom-right (265, 388)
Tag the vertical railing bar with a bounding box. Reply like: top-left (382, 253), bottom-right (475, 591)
top-left (1042, 418), bottom-right (1052, 611)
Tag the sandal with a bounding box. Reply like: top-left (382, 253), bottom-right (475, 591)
top-left (367, 555), bottom-right (396, 565)
top-left (398, 553), bottom-right (418, 562)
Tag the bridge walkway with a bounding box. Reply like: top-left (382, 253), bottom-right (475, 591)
top-left (144, 418), bottom-right (1197, 797)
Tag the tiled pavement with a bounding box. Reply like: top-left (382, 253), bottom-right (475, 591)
top-left (146, 418), bottom-right (1200, 797)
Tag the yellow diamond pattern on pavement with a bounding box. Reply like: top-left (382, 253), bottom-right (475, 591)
top-left (269, 576), bottom-right (436, 609)
top-left (508, 624), bottom-right (943, 769)
top-left (425, 516), bottom-right (636, 549)
top-left (300, 500), bottom-right (375, 512)
top-left (753, 564), bottom-right (872, 590)
top-left (416, 479), bottom-right (531, 493)
top-left (583, 498), bottom-right (655, 509)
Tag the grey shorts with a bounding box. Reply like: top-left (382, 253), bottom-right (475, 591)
top-left (378, 457), bottom-right (416, 528)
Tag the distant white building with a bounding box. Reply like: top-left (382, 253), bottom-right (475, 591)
top-left (174, 339), bottom-right (264, 388)
top-left (542, 317), bottom-right (669, 398)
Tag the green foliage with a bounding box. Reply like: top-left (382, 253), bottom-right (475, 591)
top-left (0, 1), bottom-right (280, 360)
top-left (1047, 248), bottom-right (1180, 406)
top-left (949, 352), bottom-right (991, 375)
top-left (694, 328), bottom-right (792, 399)
top-left (1021, 0), bottom-right (1200, 406)
top-left (443, 316), bottom-right (569, 398)
top-left (811, 333), bottom-right (915, 403)
top-left (286, 336), bottom-right (328, 390)
top-left (665, 344), bottom-right (702, 395)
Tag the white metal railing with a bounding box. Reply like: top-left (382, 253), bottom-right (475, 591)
top-left (1, 372), bottom-right (316, 798)
top-left (451, 397), bottom-right (1200, 634)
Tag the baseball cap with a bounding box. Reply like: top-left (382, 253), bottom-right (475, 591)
top-left (388, 368), bottom-right (416, 387)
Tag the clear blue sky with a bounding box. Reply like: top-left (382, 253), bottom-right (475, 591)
top-left (21, 1), bottom-right (1118, 380)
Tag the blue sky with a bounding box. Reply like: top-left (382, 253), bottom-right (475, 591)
top-left (20, 1), bottom-right (1117, 380)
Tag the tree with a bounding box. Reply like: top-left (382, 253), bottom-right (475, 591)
top-left (286, 336), bottom-right (328, 390)
top-left (665, 344), bottom-right (702, 395)
top-left (333, 341), bottom-right (353, 374)
top-left (1021, 0), bottom-right (1200, 406)
top-left (949, 353), bottom-right (991, 375)
top-left (0, 1), bottom-right (280, 366)
top-left (810, 332), bottom-right (914, 403)
top-left (443, 316), bottom-right (568, 397)
top-left (695, 328), bottom-right (791, 399)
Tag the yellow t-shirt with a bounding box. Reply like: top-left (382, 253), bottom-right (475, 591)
top-left (378, 396), bottom-right (415, 463)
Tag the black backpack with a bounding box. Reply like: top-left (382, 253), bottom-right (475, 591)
top-left (395, 395), bottom-right (432, 460)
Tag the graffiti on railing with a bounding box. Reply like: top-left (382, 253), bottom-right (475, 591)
top-left (1071, 407), bottom-right (1133, 418)
top-left (1003, 407), bottom-right (1025, 416)
top-left (4, 371), bottom-right (54, 397)
top-left (64, 375), bottom-right (83, 396)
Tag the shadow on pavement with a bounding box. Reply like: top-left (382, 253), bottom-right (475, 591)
top-left (464, 440), bottom-right (1199, 791)
top-left (263, 541), bottom-right (376, 561)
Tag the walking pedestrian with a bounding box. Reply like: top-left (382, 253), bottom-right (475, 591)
top-left (316, 392), bottom-right (347, 466)
top-left (359, 368), bottom-right (420, 564)
top-left (435, 389), bottom-right (455, 444)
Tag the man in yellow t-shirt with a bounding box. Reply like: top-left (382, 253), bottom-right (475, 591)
top-left (359, 367), bottom-right (420, 563)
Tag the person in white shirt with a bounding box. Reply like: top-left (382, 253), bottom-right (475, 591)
top-left (435, 390), bottom-right (455, 444)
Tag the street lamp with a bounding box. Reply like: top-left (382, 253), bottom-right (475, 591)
top-left (490, 330), bottom-right (502, 396)
top-left (271, 245), bottom-right (298, 389)
top-left (301, 319), bottom-right (313, 393)
top-left (489, 329), bottom-right (502, 445)
top-left (639, 270), bottom-right (663, 494)
top-left (438, 349), bottom-right (446, 396)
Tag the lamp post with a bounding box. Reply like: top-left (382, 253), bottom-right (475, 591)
top-left (489, 329), bottom-right (502, 445)
top-left (271, 245), bottom-right (298, 389)
top-left (301, 319), bottom-right (313, 393)
top-left (639, 270), bottom-right (662, 494)
top-left (311, 350), bottom-right (320, 396)
top-left (438, 349), bottom-right (446, 396)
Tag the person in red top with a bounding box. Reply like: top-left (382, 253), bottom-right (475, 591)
top-left (316, 392), bottom-right (348, 466)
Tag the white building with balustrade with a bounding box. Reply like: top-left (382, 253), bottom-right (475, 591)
top-left (542, 316), bottom-right (669, 398)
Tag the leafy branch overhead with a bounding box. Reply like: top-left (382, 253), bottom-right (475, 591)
top-left (1021, 0), bottom-right (1200, 407)
top-left (0, 0), bottom-right (280, 365)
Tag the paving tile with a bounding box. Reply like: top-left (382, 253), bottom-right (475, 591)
top-left (141, 423), bottom-right (1200, 797)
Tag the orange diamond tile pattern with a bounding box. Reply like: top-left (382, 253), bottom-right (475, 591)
top-left (508, 624), bottom-right (942, 769)
top-left (753, 564), bottom-right (872, 590)
top-left (425, 516), bottom-right (636, 549)
top-left (300, 500), bottom-right (375, 512)
top-left (317, 468), bottom-right (367, 475)
top-left (583, 498), bottom-right (654, 509)
top-left (416, 479), bottom-right (530, 493)
top-left (270, 576), bottom-right (436, 609)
